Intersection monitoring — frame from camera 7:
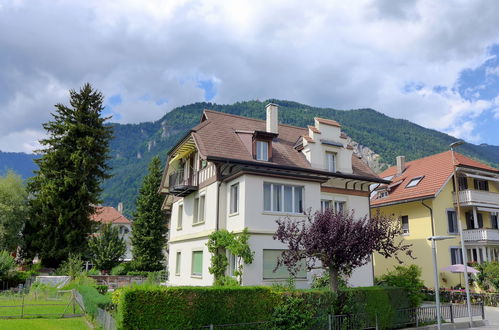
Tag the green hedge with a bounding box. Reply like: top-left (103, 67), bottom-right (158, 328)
top-left (117, 286), bottom-right (409, 330)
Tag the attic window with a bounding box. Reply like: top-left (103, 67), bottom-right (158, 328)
top-left (256, 141), bottom-right (269, 161)
top-left (377, 191), bottom-right (389, 199)
top-left (406, 176), bottom-right (424, 188)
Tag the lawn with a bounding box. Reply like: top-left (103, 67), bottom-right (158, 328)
top-left (0, 292), bottom-right (83, 318)
top-left (0, 317), bottom-right (89, 329)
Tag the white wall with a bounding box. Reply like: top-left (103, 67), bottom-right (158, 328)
top-left (168, 238), bottom-right (214, 286)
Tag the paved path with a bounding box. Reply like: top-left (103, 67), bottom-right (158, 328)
top-left (470, 306), bottom-right (499, 329)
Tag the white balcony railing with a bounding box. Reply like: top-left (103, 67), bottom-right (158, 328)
top-left (462, 229), bottom-right (499, 242)
top-left (455, 189), bottom-right (499, 207)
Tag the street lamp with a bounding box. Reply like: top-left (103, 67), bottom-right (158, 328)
top-left (450, 141), bottom-right (473, 327)
top-left (428, 235), bottom-right (454, 330)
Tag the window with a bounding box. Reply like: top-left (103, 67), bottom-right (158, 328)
top-left (447, 210), bottom-right (458, 234)
top-left (450, 247), bottom-right (462, 265)
top-left (334, 201), bottom-right (346, 214)
top-left (401, 216), bottom-right (409, 234)
top-left (492, 214), bottom-right (498, 229)
top-left (263, 183), bottom-right (303, 213)
top-left (230, 183), bottom-right (239, 214)
top-left (191, 251), bottom-right (203, 276)
top-left (406, 176), bottom-right (424, 188)
top-left (193, 195), bottom-right (205, 224)
top-left (321, 200), bottom-right (332, 212)
top-left (474, 179), bottom-right (489, 191)
top-left (177, 204), bottom-right (183, 229)
top-left (262, 250), bottom-right (307, 279)
top-left (377, 190), bottom-right (389, 199)
top-left (175, 252), bottom-right (181, 275)
top-left (458, 176), bottom-right (468, 190)
top-left (256, 141), bottom-right (269, 161)
top-left (228, 252), bottom-right (237, 276)
top-left (326, 152), bottom-right (336, 172)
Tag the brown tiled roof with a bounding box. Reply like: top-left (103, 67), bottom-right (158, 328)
top-left (190, 110), bottom-right (380, 181)
top-left (315, 117), bottom-right (341, 127)
top-left (308, 125), bottom-right (320, 134)
top-left (371, 151), bottom-right (499, 206)
top-left (91, 206), bottom-right (131, 224)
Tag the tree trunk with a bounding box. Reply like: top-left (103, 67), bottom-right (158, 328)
top-left (329, 266), bottom-right (339, 291)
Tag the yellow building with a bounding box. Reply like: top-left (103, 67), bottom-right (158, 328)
top-left (371, 151), bottom-right (499, 289)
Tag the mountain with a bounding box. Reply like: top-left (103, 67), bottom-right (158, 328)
top-left (0, 151), bottom-right (38, 179)
top-left (2, 100), bottom-right (499, 217)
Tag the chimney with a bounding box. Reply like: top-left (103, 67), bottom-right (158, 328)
top-left (396, 156), bottom-right (406, 175)
top-left (266, 103), bottom-right (278, 134)
top-left (117, 202), bottom-right (124, 214)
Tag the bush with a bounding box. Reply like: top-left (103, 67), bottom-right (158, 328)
top-left (56, 254), bottom-right (84, 277)
top-left (111, 264), bottom-right (127, 275)
top-left (476, 262), bottom-right (499, 292)
top-left (96, 285), bottom-right (108, 295)
top-left (311, 272), bottom-right (347, 290)
top-left (376, 265), bottom-right (425, 307)
top-left (116, 285), bottom-right (409, 329)
top-left (77, 284), bottom-right (113, 318)
top-left (269, 295), bottom-right (313, 329)
top-left (214, 276), bottom-right (240, 287)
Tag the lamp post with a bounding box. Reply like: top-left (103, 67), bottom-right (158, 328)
top-left (450, 141), bottom-right (473, 327)
top-left (428, 235), bottom-right (454, 330)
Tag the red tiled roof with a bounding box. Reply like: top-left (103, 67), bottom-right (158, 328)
top-left (371, 151), bottom-right (499, 206)
top-left (308, 125), bottom-right (320, 134)
top-left (315, 117), bottom-right (341, 127)
top-left (190, 110), bottom-right (380, 181)
top-left (91, 206), bottom-right (131, 224)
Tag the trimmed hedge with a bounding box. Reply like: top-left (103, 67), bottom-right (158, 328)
top-left (117, 286), bottom-right (409, 330)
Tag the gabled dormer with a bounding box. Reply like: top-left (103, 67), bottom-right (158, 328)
top-left (299, 116), bottom-right (354, 174)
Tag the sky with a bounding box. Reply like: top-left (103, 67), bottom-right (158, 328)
top-left (1, 0), bottom-right (499, 153)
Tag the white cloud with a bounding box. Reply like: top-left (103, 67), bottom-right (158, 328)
top-left (1, 0), bottom-right (499, 152)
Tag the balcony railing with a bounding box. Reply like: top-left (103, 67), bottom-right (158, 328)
top-left (454, 189), bottom-right (499, 207)
top-left (462, 228), bottom-right (499, 242)
top-left (168, 169), bottom-right (198, 197)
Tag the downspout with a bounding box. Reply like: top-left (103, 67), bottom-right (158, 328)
top-left (369, 187), bottom-right (376, 286)
top-left (421, 199), bottom-right (435, 237)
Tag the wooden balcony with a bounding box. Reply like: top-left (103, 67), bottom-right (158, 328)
top-left (168, 169), bottom-right (198, 197)
top-left (454, 189), bottom-right (499, 208)
top-left (462, 229), bottom-right (499, 243)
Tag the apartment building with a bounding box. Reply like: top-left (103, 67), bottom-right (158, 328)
top-left (371, 152), bottom-right (499, 288)
top-left (160, 104), bottom-right (386, 288)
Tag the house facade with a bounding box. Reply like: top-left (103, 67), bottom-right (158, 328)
top-left (91, 204), bottom-right (133, 261)
top-left (160, 104), bottom-right (386, 288)
top-left (371, 152), bottom-right (499, 288)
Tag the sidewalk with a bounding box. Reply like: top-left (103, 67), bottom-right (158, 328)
top-left (470, 306), bottom-right (499, 329)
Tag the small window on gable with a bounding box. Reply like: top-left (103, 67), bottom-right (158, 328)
top-left (406, 176), bottom-right (424, 188)
top-left (256, 141), bottom-right (269, 161)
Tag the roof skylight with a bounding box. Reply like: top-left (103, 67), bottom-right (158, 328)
top-left (406, 176), bottom-right (424, 188)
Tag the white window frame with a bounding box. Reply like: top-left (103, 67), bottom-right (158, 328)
top-left (446, 208), bottom-right (458, 234)
top-left (262, 249), bottom-right (307, 280)
top-left (256, 141), bottom-right (269, 161)
top-left (263, 182), bottom-right (304, 214)
top-left (175, 251), bottom-right (181, 276)
top-left (401, 215), bottom-right (409, 235)
top-left (228, 251), bottom-right (237, 277)
top-left (326, 152), bottom-right (336, 172)
top-left (191, 250), bottom-right (203, 277)
top-left (193, 194), bottom-right (206, 225)
top-left (450, 247), bottom-right (462, 265)
top-left (334, 200), bottom-right (346, 214)
top-left (320, 199), bottom-right (332, 212)
top-left (229, 183), bottom-right (239, 215)
top-left (406, 176), bottom-right (424, 188)
top-left (177, 203), bottom-right (183, 230)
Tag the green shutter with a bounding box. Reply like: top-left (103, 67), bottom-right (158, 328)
top-left (192, 251), bottom-right (203, 276)
top-left (262, 250), bottom-right (306, 279)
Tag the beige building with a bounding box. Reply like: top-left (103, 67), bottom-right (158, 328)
top-left (161, 104), bottom-right (386, 287)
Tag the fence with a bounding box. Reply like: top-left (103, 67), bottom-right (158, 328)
top-left (423, 289), bottom-right (499, 307)
top-left (192, 303), bottom-right (484, 329)
top-left (0, 289), bottom-right (84, 319)
top-left (88, 275), bottom-right (146, 290)
top-left (74, 290), bottom-right (117, 330)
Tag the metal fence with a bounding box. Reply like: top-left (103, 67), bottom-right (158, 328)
top-left (191, 303), bottom-right (484, 329)
top-left (0, 289), bottom-right (84, 319)
top-left (75, 290), bottom-right (117, 330)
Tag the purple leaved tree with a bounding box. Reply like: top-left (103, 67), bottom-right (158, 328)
top-left (273, 209), bottom-right (413, 291)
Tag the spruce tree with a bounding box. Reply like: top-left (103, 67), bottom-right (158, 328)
top-left (23, 84), bottom-right (112, 267)
top-left (131, 156), bottom-right (167, 271)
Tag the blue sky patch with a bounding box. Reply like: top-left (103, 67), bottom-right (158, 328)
top-left (197, 79), bottom-right (217, 101)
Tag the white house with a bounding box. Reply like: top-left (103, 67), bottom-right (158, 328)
top-left (160, 104), bottom-right (386, 288)
top-left (91, 204), bottom-right (133, 261)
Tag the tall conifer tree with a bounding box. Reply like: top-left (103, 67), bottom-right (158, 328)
top-left (24, 84), bottom-right (112, 267)
top-left (131, 156), bottom-right (167, 271)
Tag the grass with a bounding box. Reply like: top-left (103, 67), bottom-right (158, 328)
top-left (0, 291), bottom-right (83, 318)
top-left (0, 317), bottom-right (89, 329)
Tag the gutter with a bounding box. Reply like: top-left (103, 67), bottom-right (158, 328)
top-left (206, 156), bottom-right (390, 184)
top-left (371, 194), bottom-right (435, 208)
top-left (421, 199), bottom-right (435, 237)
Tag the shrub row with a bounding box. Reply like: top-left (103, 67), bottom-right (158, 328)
top-left (76, 284), bottom-right (113, 318)
top-left (117, 286), bottom-right (409, 330)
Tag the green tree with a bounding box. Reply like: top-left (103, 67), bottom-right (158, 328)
top-left (0, 171), bottom-right (28, 251)
top-left (88, 224), bottom-right (126, 273)
top-left (131, 156), bottom-right (167, 271)
top-left (0, 251), bottom-right (16, 279)
top-left (23, 84), bottom-right (113, 267)
top-left (376, 264), bottom-right (425, 307)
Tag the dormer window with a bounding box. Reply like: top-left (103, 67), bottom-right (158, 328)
top-left (256, 141), bottom-right (269, 161)
top-left (406, 176), bottom-right (424, 188)
top-left (326, 152), bottom-right (336, 172)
